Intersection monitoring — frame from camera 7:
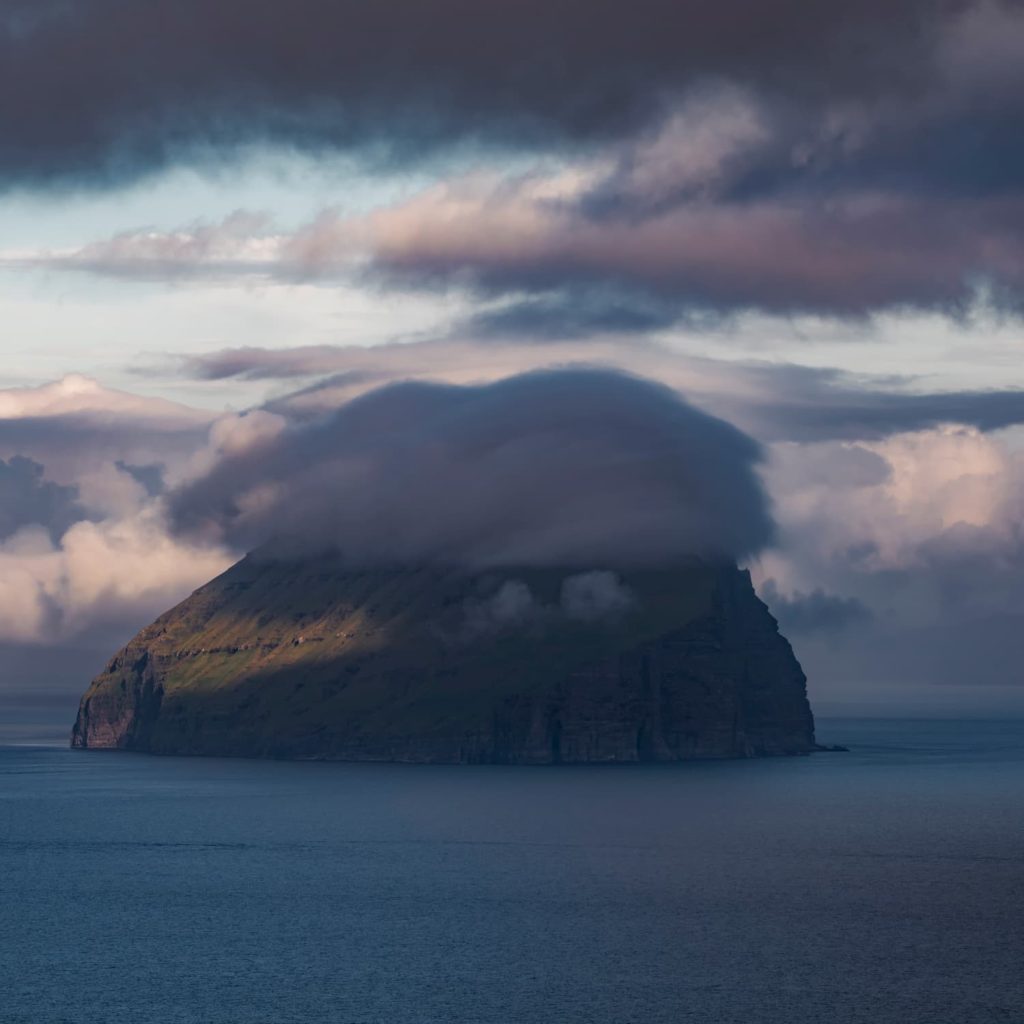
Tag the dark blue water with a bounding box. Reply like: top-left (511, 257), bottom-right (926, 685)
top-left (2, 720), bottom-right (1023, 1024)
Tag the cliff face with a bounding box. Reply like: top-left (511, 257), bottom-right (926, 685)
top-left (72, 557), bottom-right (816, 763)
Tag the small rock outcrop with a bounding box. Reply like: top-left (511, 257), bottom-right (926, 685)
top-left (72, 556), bottom-right (816, 763)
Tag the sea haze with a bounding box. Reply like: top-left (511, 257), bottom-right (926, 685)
top-left (2, 719), bottom-right (1023, 1024)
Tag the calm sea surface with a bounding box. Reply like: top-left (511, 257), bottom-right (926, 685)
top-left (2, 719), bottom-right (1023, 1024)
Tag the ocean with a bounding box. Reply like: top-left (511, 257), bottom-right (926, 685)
top-left (1, 719), bottom-right (1022, 1024)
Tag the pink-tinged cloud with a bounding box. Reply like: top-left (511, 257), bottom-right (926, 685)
top-left (0, 377), bottom-right (233, 647)
top-left (355, 187), bottom-right (1024, 315)
top-left (23, 182), bottom-right (1024, 317)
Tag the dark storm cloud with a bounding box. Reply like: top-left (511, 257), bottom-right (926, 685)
top-left (0, 456), bottom-right (86, 542)
top-left (167, 369), bottom-right (774, 567)
top-left (0, 0), bottom-right (942, 186)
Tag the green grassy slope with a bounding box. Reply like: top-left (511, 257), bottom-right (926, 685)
top-left (79, 556), bottom-right (719, 747)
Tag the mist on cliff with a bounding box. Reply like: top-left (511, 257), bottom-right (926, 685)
top-left (167, 368), bottom-right (774, 568)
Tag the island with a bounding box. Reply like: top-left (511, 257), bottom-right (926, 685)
top-left (71, 555), bottom-right (817, 762)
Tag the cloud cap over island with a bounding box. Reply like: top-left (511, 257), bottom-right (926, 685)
top-left (167, 368), bottom-right (775, 568)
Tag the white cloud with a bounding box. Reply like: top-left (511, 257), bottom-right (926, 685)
top-left (0, 510), bottom-right (231, 644)
top-left (762, 425), bottom-right (1018, 580)
top-left (0, 374), bottom-right (208, 427)
top-left (0, 377), bottom-right (233, 646)
top-left (752, 424), bottom-right (1024, 703)
top-left (560, 571), bottom-right (635, 620)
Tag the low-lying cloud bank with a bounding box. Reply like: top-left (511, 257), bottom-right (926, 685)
top-left (167, 369), bottom-right (775, 567)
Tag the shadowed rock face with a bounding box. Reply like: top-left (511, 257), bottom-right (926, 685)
top-left (71, 556), bottom-right (816, 763)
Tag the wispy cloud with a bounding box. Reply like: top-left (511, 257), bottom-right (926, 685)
top-left (172, 337), bottom-right (1024, 444)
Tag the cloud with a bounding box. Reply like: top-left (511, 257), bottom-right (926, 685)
top-left (0, 377), bottom-right (232, 650)
top-left (11, 9), bottom-right (1024, 321)
top-left (181, 342), bottom-right (472, 385)
top-left (351, 182), bottom-right (1024, 316)
top-left (0, 446), bottom-right (231, 649)
top-left (175, 338), bottom-right (1024, 446)
top-left (0, 456), bottom-right (88, 542)
top-left (0, 509), bottom-right (231, 645)
top-left (457, 294), bottom-right (683, 342)
top-left (760, 580), bottom-right (872, 635)
top-left (0, 0), bottom-right (948, 187)
top-left (0, 374), bottom-right (207, 425)
top-left (937, 0), bottom-right (1024, 94)
top-left (462, 570), bottom-right (635, 636)
top-left (752, 423), bottom-right (1024, 695)
top-left (463, 579), bottom-right (541, 635)
top-left (0, 375), bottom-right (212, 480)
top-left (2, 3), bottom-right (1017, 219)
top-left (115, 460), bottom-right (166, 497)
top-left (739, 378), bottom-right (1024, 441)
top-left (764, 427), bottom-right (1020, 574)
top-left (29, 171), bottom-right (1024, 318)
top-left (50, 210), bottom-right (278, 281)
top-left (560, 570), bottom-right (635, 621)
top-left (168, 368), bottom-right (775, 567)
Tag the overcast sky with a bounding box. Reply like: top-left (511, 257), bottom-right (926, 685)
top-left (3, 0), bottom-right (1024, 736)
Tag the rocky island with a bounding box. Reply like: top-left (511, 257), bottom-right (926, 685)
top-left (72, 554), bottom-right (816, 762)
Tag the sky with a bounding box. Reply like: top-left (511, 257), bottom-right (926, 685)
top-left (3, 0), bottom-right (1024, 735)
